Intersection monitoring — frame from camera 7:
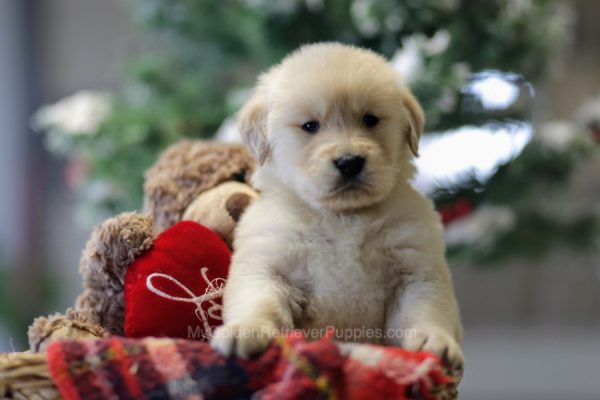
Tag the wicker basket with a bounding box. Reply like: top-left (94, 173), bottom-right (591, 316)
top-left (0, 352), bottom-right (59, 400)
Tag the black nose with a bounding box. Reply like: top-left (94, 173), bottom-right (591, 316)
top-left (333, 154), bottom-right (365, 179)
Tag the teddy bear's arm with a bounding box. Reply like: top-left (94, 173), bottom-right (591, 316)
top-left (28, 308), bottom-right (108, 352)
top-left (75, 212), bottom-right (154, 335)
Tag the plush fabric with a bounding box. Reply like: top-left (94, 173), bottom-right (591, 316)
top-left (75, 212), bottom-right (155, 336)
top-left (47, 334), bottom-right (457, 400)
top-left (125, 221), bottom-right (230, 340)
top-left (144, 140), bottom-right (256, 233)
top-left (28, 309), bottom-right (108, 352)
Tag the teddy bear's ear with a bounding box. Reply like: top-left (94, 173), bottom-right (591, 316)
top-left (238, 88), bottom-right (269, 164)
top-left (225, 192), bottom-right (253, 222)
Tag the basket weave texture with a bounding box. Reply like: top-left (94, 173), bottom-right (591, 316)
top-left (0, 352), bottom-right (59, 400)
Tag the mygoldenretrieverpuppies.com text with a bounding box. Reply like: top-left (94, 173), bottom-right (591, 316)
top-left (189, 325), bottom-right (417, 342)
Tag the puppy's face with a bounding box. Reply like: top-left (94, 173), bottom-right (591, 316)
top-left (239, 43), bottom-right (424, 211)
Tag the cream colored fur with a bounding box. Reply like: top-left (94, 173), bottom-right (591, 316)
top-left (211, 43), bottom-right (463, 367)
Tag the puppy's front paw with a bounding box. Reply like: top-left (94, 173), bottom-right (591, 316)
top-left (210, 320), bottom-right (278, 358)
top-left (403, 326), bottom-right (463, 369)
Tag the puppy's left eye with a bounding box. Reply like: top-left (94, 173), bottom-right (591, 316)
top-left (301, 120), bottom-right (320, 134)
top-left (363, 114), bottom-right (380, 128)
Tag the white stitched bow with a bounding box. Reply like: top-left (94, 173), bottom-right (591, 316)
top-left (146, 267), bottom-right (225, 339)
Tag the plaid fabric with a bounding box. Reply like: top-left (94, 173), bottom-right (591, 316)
top-left (47, 334), bottom-right (457, 400)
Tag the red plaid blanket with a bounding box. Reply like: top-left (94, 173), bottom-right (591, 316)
top-left (47, 334), bottom-right (457, 400)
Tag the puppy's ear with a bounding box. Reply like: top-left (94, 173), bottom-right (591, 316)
top-left (238, 89), bottom-right (269, 164)
top-left (401, 89), bottom-right (425, 157)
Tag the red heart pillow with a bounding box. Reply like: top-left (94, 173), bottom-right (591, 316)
top-left (125, 221), bottom-right (230, 340)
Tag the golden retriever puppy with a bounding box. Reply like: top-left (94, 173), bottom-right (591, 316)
top-left (211, 43), bottom-right (463, 368)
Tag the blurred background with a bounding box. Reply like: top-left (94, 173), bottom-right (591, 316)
top-left (0, 0), bottom-right (599, 398)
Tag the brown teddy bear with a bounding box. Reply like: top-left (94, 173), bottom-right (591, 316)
top-left (28, 140), bottom-right (257, 351)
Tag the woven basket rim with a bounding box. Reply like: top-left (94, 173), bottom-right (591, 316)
top-left (0, 351), bottom-right (59, 399)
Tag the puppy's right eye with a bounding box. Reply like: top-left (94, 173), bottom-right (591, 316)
top-left (301, 121), bottom-right (320, 134)
top-left (363, 114), bottom-right (380, 128)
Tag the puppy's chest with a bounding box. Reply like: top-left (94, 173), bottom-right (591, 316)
top-left (291, 222), bottom-right (403, 330)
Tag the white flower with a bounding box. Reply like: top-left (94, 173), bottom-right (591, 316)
top-left (32, 91), bottom-right (112, 136)
top-left (422, 30), bottom-right (450, 56)
top-left (535, 121), bottom-right (578, 151)
top-left (445, 206), bottom-right (515, 247)
top-left (215, 117), bottom-right (242, 143)
top-left (392, 31), bottom-right (450, 84)
top-left (351, 0), bottom-right (379, 37)
top-left (391, 36), bottom-right (424, 84)
top-left (505, 0), bottom-right (533, 20)
top-left (463, 73), bottom-right (520, 111)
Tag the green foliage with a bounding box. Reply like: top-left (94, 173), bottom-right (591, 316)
top-left (436, 133), bottom-right (598, 263)
top-left (35, 0), bottom-right (598, 264)
top-left (448, 212), bottom-right (598, 264)
top-left (135, 0), bottom-right (570, 130)
top-left (35, 0), bottom-right (569, 221)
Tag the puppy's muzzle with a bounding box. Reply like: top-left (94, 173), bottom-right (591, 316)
top-left (333, 154), bottom-right (365, 179)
